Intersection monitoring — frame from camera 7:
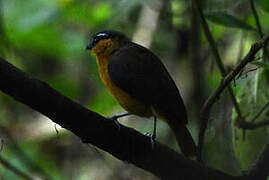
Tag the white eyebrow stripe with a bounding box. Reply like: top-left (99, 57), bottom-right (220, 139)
top-left (96, 33), bottom-right (108, 37)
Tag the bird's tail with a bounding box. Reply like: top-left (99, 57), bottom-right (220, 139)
top-left (169, 123), bottom-right (197, 157)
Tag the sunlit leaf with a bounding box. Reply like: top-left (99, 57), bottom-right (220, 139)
top-left (204, 11), bottom-right (256, 31)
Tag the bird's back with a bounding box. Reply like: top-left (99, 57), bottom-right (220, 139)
top-left (108, 43), bottom-right (187, 125)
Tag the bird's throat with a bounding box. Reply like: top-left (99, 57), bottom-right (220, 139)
top-left (92, 39), bottom-right (115, 56)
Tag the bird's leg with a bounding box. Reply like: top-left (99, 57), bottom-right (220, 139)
top-left (153, 115), bottom-right (157, 140)
top-left (145, 115), bottom-right (157, 149)
top-left (107, 112), bottom-right (131, 130)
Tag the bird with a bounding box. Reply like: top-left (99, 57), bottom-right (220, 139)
top-left (86, 30), bottom-right (196, 157)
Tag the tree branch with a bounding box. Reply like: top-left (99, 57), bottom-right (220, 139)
top-left (201, 34), bottom-right (269, 116)
top-left (192, 0), bottom-right (269, 158)
top-left (201, 34), bottom-right (269, 126)
top-left (249, 0), bottom-right (269, 61)
top-left (191, 0), bottom-right (269, 161)
top-left (191, 0), bottom-right (244, 162)
top-left (236, 102), bottom-right (269, 130)
top-left (251, 102), bottom-right (269, 123)
top-left (198, 33), bottom-right (269, 152)
top-left (0, 55), bottom-right (268, 178)
top-left (249, 0), bottom-right (263, 37)
top-left (0, 57), bottom-right (246, 179)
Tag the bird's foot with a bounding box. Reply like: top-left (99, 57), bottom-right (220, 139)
top-left (107, 115), bottom-right (121, 130)
top-left (144, 132), bottom-right (156, 150)
top-left (107, 112), bottom-right (130, 130)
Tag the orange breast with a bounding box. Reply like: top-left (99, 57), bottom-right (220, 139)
top-left (96, 54), bottom-right (152, 117)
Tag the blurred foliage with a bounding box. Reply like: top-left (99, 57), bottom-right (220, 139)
top-left (204, 11), bottom-right (255, 31)
top-left (0, 0), bottom-right (269, 179)
top-left (255, 0), bottom-right (269, 12)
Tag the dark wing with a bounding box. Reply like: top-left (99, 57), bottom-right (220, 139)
top-left (108, 43), bottom-right (187, 124)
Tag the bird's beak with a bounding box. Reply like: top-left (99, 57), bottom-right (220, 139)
top-left (86, 42), bottom-right (93, 50)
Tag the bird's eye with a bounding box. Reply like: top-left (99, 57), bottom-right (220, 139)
top-left (94, 38), bottom-right (99, 43)
top-left (91, 32), bottom-right (110, 48)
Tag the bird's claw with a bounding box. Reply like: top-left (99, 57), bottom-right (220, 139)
top-left (107, 115), bottom-right (121, 130)
top-left (144, 132), bottom-right (155, 150)
top-left (107, 112), bottom-right (130, 131)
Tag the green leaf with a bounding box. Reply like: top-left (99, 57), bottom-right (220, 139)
top-left (252, 61), bottom-right (269, 70)
top-left (204, 11), bottom-right (256, 31)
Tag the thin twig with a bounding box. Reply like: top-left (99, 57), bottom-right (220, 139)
top-left (251, 102), bottom-right (269, 123)
top-left (249, 0), bottom-right (269, 60)
top-left (250, 0), bottom-right (263, 37)
top-left (0, 155), bottom-right (34, 180)
top-left (235, 102), bottom-right (269, 130)
top-left (201, 34), bottom-right (269, 117)
top-left (200, 34), bottom-right (269, 136)
top-left (191, 0), bottom-right (225, 75)
top-left (239, 119), bottom-right (269, 130)
top-left (200, 34), bottom-right (269, 161)
top-left (191, 0), bottom-right (244, 162)
top-left (236, 67), bottom-right (258, 80)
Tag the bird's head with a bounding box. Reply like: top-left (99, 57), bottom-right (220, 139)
top-left (86, 30), bottom-right (130, 56)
